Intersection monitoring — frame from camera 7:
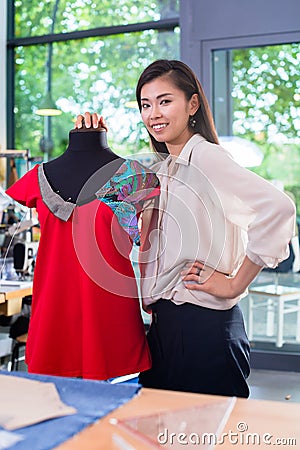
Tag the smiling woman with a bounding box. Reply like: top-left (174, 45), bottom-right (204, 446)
top-left (134, 59), bottom-right (296, 398)
top-left (75, 58), bottom-right (296, 395)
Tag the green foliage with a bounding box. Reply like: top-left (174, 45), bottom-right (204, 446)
top-left (14, 30), bottom-right (180, 158)
top-left (13, 0), bottom-right (179, 158)
top-left (232, 44), bottom-right (300, 141)
top-left (14, 0), bottom-right (179, 36)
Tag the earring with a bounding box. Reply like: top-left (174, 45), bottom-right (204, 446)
top-left (189, 116), bottom-right (196, 128)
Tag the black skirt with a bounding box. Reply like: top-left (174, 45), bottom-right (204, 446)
top-left (139, 299), bottom-right (250, 398)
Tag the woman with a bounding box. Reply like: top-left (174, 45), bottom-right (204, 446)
top-left (76, 59), bottom-right (296, 397)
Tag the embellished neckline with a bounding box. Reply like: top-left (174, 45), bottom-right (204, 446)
top-left (38, 164), bottom-right (77, 221)
top-left (37, 159), bottom-right (134, 221)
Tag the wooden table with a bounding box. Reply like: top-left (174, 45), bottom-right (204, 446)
top-left (0, 280), bottom-right (32, 316)
top-left (57, 387), bottom-right (300, 449)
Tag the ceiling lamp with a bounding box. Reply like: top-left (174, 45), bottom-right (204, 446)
top-left (35, 91), bottom-right (62, 116)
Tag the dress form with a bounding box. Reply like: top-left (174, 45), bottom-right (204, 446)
top-left (5, 126), bottom-right (159, 380)
top-left (43, 127), bottom-right (124, 203)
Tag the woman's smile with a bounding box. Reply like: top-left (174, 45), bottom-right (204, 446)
top-left (152, 123), bottom-right (168, 132)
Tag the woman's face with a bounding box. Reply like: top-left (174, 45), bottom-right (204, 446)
top-left (140, 75), bottom-right (199, 155)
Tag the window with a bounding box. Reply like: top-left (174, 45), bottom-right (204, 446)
top-left (8, 0), bottom-right (180, 159)
top-left (213, 44), bottom-right (300, 354)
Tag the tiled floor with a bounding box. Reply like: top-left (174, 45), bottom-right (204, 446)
top-left (248, 369), bottom-right (300, 403)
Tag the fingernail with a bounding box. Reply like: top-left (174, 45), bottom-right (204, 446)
top-left (93, 123), bottom-right (98, 128)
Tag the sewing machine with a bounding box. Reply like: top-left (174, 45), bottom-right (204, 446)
top-left (13, 241), bottom-right (39, 278)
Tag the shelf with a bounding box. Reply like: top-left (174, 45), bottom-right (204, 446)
top-left (0, 150), bottom-right (29, 158)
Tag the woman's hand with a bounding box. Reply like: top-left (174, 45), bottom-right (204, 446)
top-left (181, 261), bottom-right (236, 299)
top-left (181, 256), bottom-right (263, 299)
top-left (75, 112), bottom-right (108, 131)
top-left (142, 302), bottom-right (152, 314)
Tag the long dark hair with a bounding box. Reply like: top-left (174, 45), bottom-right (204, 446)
top-left (136, 59), bottom-right (219, 155)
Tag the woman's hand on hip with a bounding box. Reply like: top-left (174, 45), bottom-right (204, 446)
top-left (181, 256), bottom-right (263, 299)
top-left (181, 261), bottom-right (237, 299)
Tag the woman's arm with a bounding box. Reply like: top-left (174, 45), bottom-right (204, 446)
top-left (196, 144), bottom-right (296, 269)
top-left (180, 145), bottom-right (296, 299)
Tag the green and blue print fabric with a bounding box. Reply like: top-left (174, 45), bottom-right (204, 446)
top-left (95, 159), bottom-right (159, 245)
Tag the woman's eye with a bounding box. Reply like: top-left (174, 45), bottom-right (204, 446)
top-left (141, 103), bottom-right (150, 109)
top-left (161, 99), bottom-right (171, 105)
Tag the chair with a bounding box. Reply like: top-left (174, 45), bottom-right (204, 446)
top-left (247, 245), bottom-right (300, 347)
top-left (10, 333), bottom-right (28, 371)
top-left (247, 278), bottom-right (300, 347)
top-left (8, 294), bottom-right (31, 371)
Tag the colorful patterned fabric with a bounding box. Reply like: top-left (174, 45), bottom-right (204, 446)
top-left (96, 159), bottom-right (159, 245)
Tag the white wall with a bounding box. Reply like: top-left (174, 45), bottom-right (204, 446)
top-left (0, 1), bottom-right (7, 151)
top-left (180, 0), bottom-right (300, 100)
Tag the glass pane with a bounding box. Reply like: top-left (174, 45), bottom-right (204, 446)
top-left (14, 0), bottom-right (179, 38)
top-left (213, 44), bottom-right (300, 354)
top-left (14, 28), bottom-right (180, 158)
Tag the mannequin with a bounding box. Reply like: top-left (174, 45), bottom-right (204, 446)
top-left (43, 126), bottom-right (124, 204)
top-left (5, 124), bottom-right (159, 380)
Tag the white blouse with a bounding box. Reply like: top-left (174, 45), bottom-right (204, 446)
top-left (140, 134), bottom-right (296, 310)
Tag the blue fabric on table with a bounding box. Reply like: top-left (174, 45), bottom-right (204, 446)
top-left (0, 371), bottom-right (141, 450)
